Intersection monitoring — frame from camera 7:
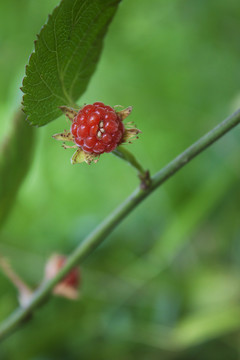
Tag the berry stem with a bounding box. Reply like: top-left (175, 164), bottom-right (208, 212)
top-left (1, 108), bottom-right (240, 341)
top-left (0, 256), bottom-right (33, 302)
top-left (112, 146), bottom-right (150, 188)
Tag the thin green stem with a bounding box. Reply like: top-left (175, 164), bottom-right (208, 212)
top-left (1, 109), bottom-right (240, 341)
top-left (113, 146), bottom-right (146, 175)
top-left (112, 146), bottom-right (151, 188)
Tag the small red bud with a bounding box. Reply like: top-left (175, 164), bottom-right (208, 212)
top-left (45, 254), bottom-right (80, 300)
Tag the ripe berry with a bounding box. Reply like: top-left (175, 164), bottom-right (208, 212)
top-left (71, 102), bottom-right (125, 154)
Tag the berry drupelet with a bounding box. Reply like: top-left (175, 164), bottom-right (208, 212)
top-left (71, 102), bottom-right (125, 154)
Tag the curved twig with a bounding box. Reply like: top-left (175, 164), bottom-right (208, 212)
top-left (0, 109), bottom-right (240, 341)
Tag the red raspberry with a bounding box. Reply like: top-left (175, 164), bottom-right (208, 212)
top-left (71, 102), bottom-right (125, 154)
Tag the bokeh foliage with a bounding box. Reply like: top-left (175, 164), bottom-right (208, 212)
top-left (0, 110), bottom-right (35, 229)
top-left (0, 0), bottom-right (240, 359)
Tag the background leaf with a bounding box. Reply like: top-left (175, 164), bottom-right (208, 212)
top-left (22, 0), bottom-right (121, 127)
top-left (0, 110), bottom-right (35, 229)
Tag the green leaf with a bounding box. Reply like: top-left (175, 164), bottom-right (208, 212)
top-left (0, 110), bottom-right (35, 229)
top-left (22, 0), bottom-right (121, 127)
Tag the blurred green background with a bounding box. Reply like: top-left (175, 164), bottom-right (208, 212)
top-left (1, 0), bottom-right (240, 359)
